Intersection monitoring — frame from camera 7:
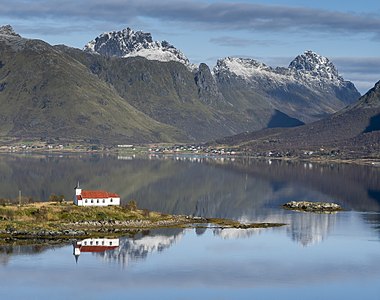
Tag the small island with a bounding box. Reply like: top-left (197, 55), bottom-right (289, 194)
top-left (0, 201), bottom-right (285, 241)
top-left (283, 201), bottom-right (342, 213)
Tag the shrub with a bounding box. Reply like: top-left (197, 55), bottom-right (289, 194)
top-left (142, 209), bottom-right (150, 217)
top-left (48, 194), bottom-right (64, 203)
top-left (5, 210), bottom-right (15, 221)
top-left (31, 208), bottom-right (49, 221)
top-left (125, 200), bottom-right (138, 211)
top-left (97, 212), bottom-right (107, 221)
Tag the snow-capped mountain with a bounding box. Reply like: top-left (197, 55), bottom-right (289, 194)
top-left (214, 51), bottom-right (347, 88)
top-left (289, 50), bottom-right (342, 82)
top-left (214, 57), bottom-right (272, 80)
top-left (84, 27), bottom-right (195, 70)
top-left (214, 57), bottom-right (289, 88)
top-left (213, 51), bottom-right (360, 122)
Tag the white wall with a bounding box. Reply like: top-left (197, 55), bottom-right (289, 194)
top-left (80, 197), bottom-right (120, 206)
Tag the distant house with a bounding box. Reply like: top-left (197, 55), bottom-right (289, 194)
top-left (73, 185), bottom-right (120, 206)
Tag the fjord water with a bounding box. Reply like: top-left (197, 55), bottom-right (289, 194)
top-left (0, 154), bottom-right (379, 299)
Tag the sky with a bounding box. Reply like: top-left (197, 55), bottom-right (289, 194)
top-left (1, 0), bottom-right (379, 94)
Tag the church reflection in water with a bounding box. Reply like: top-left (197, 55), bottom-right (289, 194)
top-left (70, 212), bottom-right (341, 267)
top-left (71, 229), bottom-right (184, 267)
top-left (73, 238), bottom-right (120, 263)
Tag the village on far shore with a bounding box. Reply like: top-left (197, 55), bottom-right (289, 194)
top-left (0, 138), bottom-right (379, 167)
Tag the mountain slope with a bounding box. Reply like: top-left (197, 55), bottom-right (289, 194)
top-left (214, 52), bottom-right (360, 123)
top-left (0, 28), bottom-right (184, 143)
top-left (61, 45), bottom-right (311, 141)
top-left (216, 80), bottom-right (380, 154)
top-left (58, 45), bottom-right (246, 141)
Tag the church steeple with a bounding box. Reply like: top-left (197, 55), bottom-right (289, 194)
top-left (73, 241), bottom-right (81, 264)
top-left (75, 181), bottom-right (82, 196)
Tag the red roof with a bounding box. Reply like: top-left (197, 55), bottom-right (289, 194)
top-left (80, 190), bottom-right (120, 199)
top-left (80, 246), bottom-right (118, 253)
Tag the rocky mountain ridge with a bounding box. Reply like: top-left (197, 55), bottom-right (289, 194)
top-left (84, 27), bottom-right (359, 107)
top-left (289, 50), bottom-right (342, 81)
top-left (84, 27), bottom-right (195, 70)
top-left (214, 50), bottom-right (347, 87)
top-left (213, 52), bottom-right (360, 123)
top-left (0, 25), bottom-right (20, 37)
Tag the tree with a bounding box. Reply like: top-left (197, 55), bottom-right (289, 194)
top-left (48, 194), bottom-right (64, 203)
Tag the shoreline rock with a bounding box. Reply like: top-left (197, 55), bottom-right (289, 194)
top-left (283, 201), bottom-right (342, 213)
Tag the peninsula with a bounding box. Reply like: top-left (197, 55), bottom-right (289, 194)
top-left (0, 201), bottom-right (284, 240)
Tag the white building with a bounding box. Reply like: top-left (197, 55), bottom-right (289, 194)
top-left (73, 186), bottom-right (120, 206)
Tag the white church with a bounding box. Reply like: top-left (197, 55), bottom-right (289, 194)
top-left (73, 184), bottom-right (120, 206)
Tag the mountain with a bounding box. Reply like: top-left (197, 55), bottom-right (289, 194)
top-left (213, 51), bottom-right (360, 123)
top-left (0, 25), bottom-right (184, 143)
top-left (215, 80), bottom-right (380, 156)
top-left (84, 27), bottom-right (359, 125)
top-left (71, 28), bottom-right (361, 141)
top-left (59, 46), bottom-right (244, 141)
top-left (0, 25), bottom-right (363, 144)
top-left (84, 27), bottom-right (195, 70)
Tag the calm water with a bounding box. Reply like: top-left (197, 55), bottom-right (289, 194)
top-left (0, 153), bottom-right (379, 299)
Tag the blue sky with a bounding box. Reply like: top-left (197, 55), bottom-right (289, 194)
top-left (1, 0), bottom-right (379, 94)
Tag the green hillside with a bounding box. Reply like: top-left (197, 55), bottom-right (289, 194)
top-left (215, 81), bottom-right (380, 156)
top-left (0, 34), bottom-right (184, 144)
top-left (58, 46), bottom-right (247, 141)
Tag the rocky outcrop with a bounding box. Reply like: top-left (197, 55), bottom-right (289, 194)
top-left (84, 27), bottom-right (195, 69)
top-left (1, 227), bottom-right (87, 238)
top-left (194, 63), bottom-right (227, 106)
top-left (0, 25), bottom-right (20, 37)
top-left (283, 201), bottom-right (342, 212)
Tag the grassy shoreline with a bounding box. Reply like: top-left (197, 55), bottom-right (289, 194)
top-left (0, 201), bottom-right (285, 241)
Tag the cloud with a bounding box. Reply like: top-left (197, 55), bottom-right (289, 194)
top-left (332, 57), bottom-right (380, 94)
top-left (333, 57), bottom-right (380, 75)
top-left (2, 0), bottom-right (380, 38)
top-left (210, 36), bottom-right (278, 47)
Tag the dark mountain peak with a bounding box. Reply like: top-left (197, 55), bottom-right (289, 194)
top-left (289, 50), bottom-right (341, 81)
top-left (195, 63), bottom-right (227, 105)
top-left (84, 27), bottom-right (194, 69)
top-left (355, 80), bottom-right (380, 109)
top-left (0, 25), bottom-right (20, 37)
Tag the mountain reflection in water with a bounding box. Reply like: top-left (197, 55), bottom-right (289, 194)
top-left (0, 153), bottom-right (379, 248)
top-left (1, 207), bottom-right (379, 272)
top-left (86, 229), bottom-right (184, 267)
